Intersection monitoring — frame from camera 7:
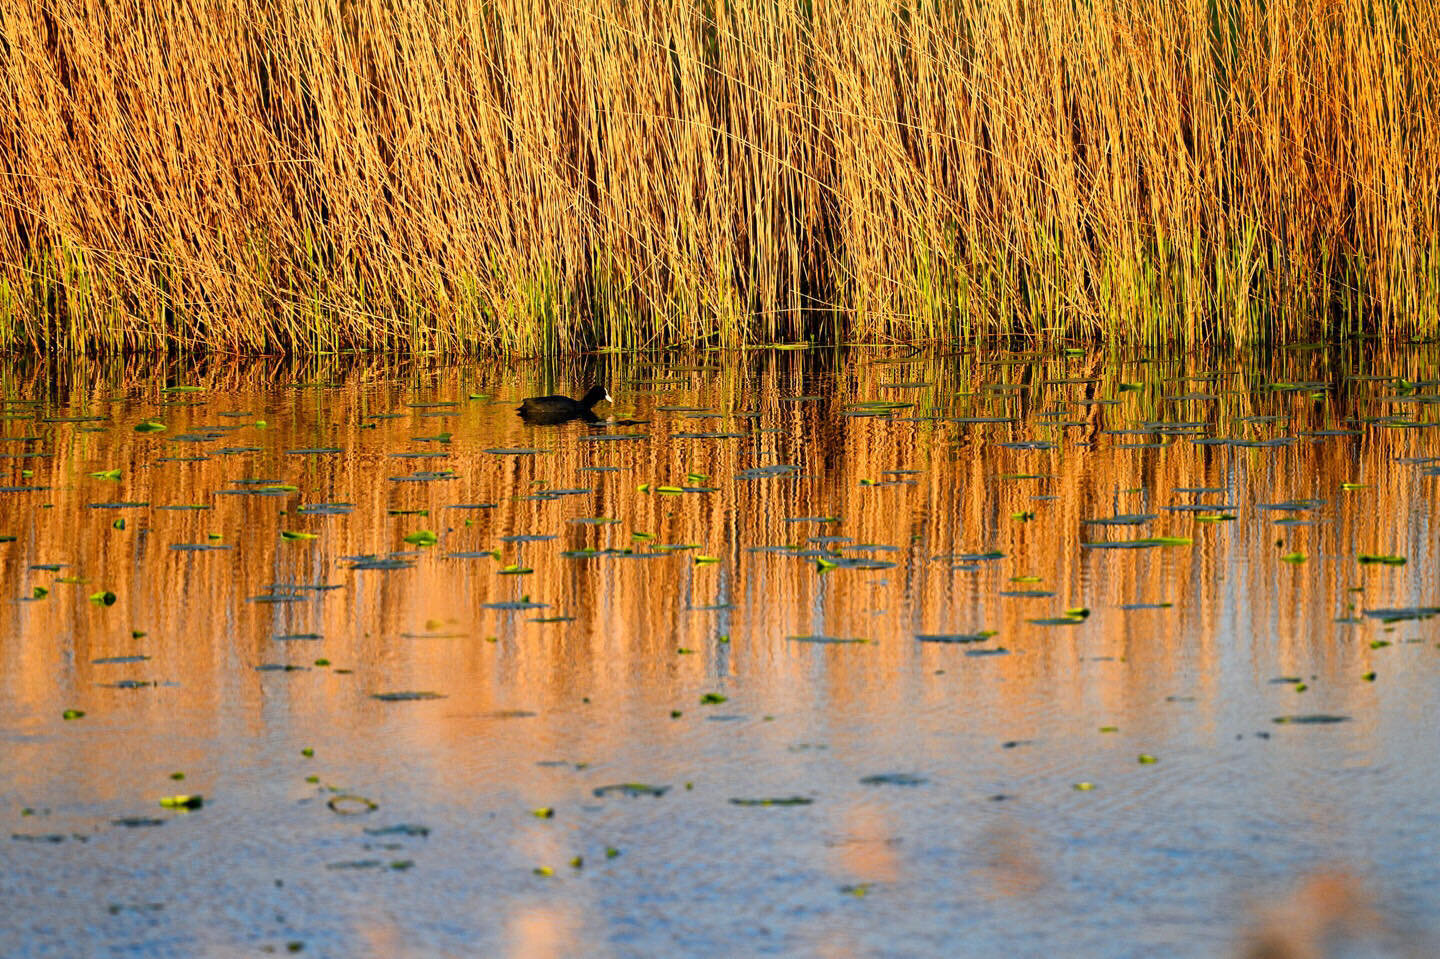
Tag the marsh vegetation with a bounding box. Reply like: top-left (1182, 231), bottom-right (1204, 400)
top-left (2, 0), bottom-right (1437, 353)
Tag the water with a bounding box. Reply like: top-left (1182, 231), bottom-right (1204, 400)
top-left (2, 347), bottom-right (1439, 958)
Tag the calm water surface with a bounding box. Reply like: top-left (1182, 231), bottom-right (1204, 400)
top-left (2, 347), bottom-right (1439, 958)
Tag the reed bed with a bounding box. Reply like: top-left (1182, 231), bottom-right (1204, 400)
top-left (1, 0), bottom-right (1437, 354)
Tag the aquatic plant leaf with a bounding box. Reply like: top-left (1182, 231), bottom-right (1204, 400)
top-left (348, 556), bottom-right (415, 570)
top-left (1363, 607), bottom-right (1439, 622)
top-left (363, 824), bottom-right (431, 837)
top-left (1082, 536), bottom-right (1192, 548)
top-left (916, 632), bottom-right (994, 644)
top-left (860, 773), bottom-right (928, 787)
top-left (592, 783), bottom-right (669, 798)
top-left (159, 795), bottom-right (203, 809)
top-left (371, 691), bottom-right (445, 701)
top-left (403, 530), bottom-right (439, 546)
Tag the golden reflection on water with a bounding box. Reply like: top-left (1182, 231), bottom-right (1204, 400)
top-left (1, 346), bottom-right (1437, 955)
top-left (5, 350), bottom-right (1434, 729)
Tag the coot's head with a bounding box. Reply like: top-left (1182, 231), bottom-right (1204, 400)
top-left (580, 385), bottom-right (612, 409)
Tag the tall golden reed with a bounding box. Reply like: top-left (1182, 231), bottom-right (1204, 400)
top-left (1, 0), bottom-right (1436, 354)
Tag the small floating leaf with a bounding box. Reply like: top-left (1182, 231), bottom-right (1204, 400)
top-left (1137, 754), bottom-right (1158, 764)
top-left (787, 635), bottom-right (869, 645)
top-left (159, 794), bottom-right (204, 809)
top-left (363, 824), bottom-right (430, 837)
top-left (859, 773), bottom-right (927, 787)
top-left (88, 590), bottom-right (117, 606)
top-left (1363, 607), bottom-right (1439, 622)
top-left (1272, 714), bottom-right (1351, 725)
top-left (729, 797), bottom-right (814, 807)
top-left (404, 530), bottom-right (439, 547)
top-left (371, 691), bottom-right (445, 702)
top-left (133, 420), bottom-right (167, 433)
top-left (280, 531), bottom-right (317, 541)
top-left (700, 692), bottom-right (728, 705)
top-left (916, 632), bottom-right (994, 644)
top-left (592, 783), bottom-right (669, 799)
top-left (1358, 553), bottom-right (1406, 565)
top-left (62, 709), bottom-right (85, 720)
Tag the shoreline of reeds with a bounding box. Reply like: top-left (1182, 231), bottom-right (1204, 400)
top-left (2, 0), bottom-right (1437, 355)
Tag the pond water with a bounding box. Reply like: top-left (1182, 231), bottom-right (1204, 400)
top-left (2, 346), bottom-right (1439, 958)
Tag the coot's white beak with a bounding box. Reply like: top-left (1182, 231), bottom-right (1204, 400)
top-left (604, 392), bottom-right (612, 403)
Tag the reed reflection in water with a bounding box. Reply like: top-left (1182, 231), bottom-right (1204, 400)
top-left (1, 347), bottom-right (1438, 957)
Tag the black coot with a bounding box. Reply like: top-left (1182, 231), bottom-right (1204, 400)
top-left (517, 385), bottom-right (611, 424)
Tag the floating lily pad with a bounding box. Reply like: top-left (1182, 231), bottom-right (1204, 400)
top-left (592, 783), bottom-right (669, 798)
top-left (159, 795), bottom-right (203, 809)
top-left (1363, 607), bottom-right (1439, 622)
top-left (364, 823), bottom-right (431, 837)
top-left (916, 632), bottom-right (994, 644)
top-left (860, 773), bottom-right (928, 787)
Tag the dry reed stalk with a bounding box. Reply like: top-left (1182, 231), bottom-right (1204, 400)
top-left (0, 0), bottom-right (1436, 354)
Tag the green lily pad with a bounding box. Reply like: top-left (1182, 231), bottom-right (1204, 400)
top-left (592, 783), bottom-right (669, 798)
